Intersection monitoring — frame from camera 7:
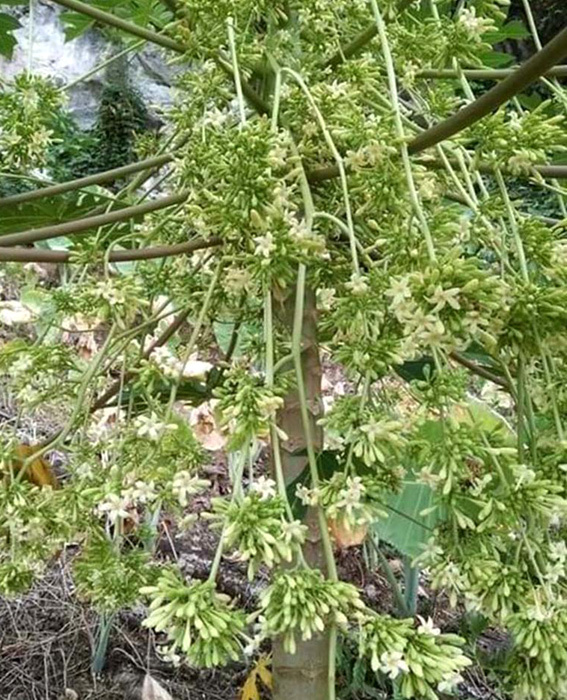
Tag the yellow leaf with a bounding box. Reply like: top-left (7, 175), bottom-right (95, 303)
top-left (240, 670), bottom-right (260, 700)
top-left (10, 444), bottom-right (59, 489)
top-left (256, 656), bottom-right (273, 690)
top-left (240, 655), bottom-right (272, 700)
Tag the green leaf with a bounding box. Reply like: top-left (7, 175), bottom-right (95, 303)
top-left (479, 50), bottom-right (515, 68)
top-left (212, 320), bottom-right (253, 358)
top-left (60, 0), bottom-right (173, 41)
top-left (394, 356), bottom-right (435, 383)
top-left (374, 481), bottom-right (443, 559)
top-left (0, 12), bottom-right (20, 58)
top-left (61, 11), bottom-right (95, 41)
top-left (484, 20), bottom-right (529, 43)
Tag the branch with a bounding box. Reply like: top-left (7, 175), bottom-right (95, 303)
top-left (49, 0), bottom-right (186, 53)
top-left (418, 156), bottom-right (567, 181)
top-left (49, 0), bottom-right (271, 119)
top-left (323, 0), bottom-right (417, 69)
top-left (0, 192), bottom-right (188, 247)
top-left (450, 351), bottom-right (511, 390)
top-left (91, 305), bottom-right (193, 411)
top-left (0, 236), bottom-right (221, 263)
top-left (215, 53), bottom-right (271, 115)
top-left (0, 154), bottom-right (173, 207)
top-left (408, 26), bottom-right (567, 155)
top-left (417, 65), bottom-right (567, 81)
top-left (308, 152), bottom-right (567, 186)
top-left (323, 25), bottom-right (377, 69)
top-left (309, 25), bottom-right (567, 182)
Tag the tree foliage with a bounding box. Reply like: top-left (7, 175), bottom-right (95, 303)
top-left (1, 1), bottom-right (567, 699)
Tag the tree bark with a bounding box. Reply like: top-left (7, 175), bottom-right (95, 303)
top-left (272, 284), bottom-right (329, 700)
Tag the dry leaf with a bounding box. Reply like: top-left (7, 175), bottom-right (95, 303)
top-left (240, 655), bottom-right (273, 700)
top-left (6, 444), bottom-right (59, 489)
top-left (328, 517), bottom-right (368, 549)
top-left (142, 674), bottom-right (174, 700)
top-left (190, 400), bottom-right (226, 451)
top-left (255, 656), bottom-right (273, 690)
top-left (182, 356), bottom-right (213, 380)
top-left (61, 314), bottom-right (100, 361)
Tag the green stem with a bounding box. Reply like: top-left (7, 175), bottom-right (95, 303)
top-left (403, 557), bottom-right (419, 617)
top-left (208, 450), bottom-right (247, 582)
top-left (279, 65), bottom-right (360, 274)
top-left (227, 18), bottom-right (247, 127)
top-left (292, 264), bottom-right (338, 583)
top-left (370, 539), bottom-right (410, 617)
top-left (370, 0), bottom-right (436, 262)
top-left (62, 40), bottom-right (145, 92)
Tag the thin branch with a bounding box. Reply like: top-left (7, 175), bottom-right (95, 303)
top-left (419, 156), bottom-right (567, 181)
top-left (417, 65), bottom-right (567, 81)
top-left (0, 192), bottom-right (188, 247)
top-left (308, 153), bottom-right (567, 185)
top-left (323, 25), bottom-right (377, 69)
top-left (0, 236), bottom-right (221, 263)
top-left (49, 0), bottom-right (186, 53)
top-left (450, 351), bottom-right (511, 390)
top-left (0, 154), bottom-right (173, 207)
top-left (215, 53), bottom-right (271, 115)
top-left (323, 0), bottom-right (417, 69)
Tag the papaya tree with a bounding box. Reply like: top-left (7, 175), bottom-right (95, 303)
top-left (2, 1), bottom-right (567, 699)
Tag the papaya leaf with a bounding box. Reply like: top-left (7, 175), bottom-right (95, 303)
top-left (373, 481), bottom-right (442, 559)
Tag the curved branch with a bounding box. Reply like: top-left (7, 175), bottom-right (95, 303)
top-left (49, 0), bottom-right (185, 53)
top-left (0, 154), bottom-right (174, 207)
top-left (0, 192), bottom-right (188, 247)
top-left (0, 236), bottom-right (221, 263)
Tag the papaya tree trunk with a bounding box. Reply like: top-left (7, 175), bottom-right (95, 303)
top-left (273, 284), bottom-right (329, 700)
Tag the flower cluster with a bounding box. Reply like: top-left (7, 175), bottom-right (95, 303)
top-left (207, 490), bottom-right (306, 579)
top-left (215, 367), bottom-right (287, 450)
top-left (359, 614), bottom-right (471, 700)
top-left (387, 253), bottom-right (505, 354)
top-left (0, 74), bottom-right (63, 169)
top-left (142, 570), bottom-right (246, 667)
top-left (260, 570), bottom-right (364, 654)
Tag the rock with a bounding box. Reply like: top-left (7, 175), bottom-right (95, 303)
top-left (0, 0), bottom-right (177, 129)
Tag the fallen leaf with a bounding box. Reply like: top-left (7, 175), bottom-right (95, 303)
top-left (190, 400), bottom-right (226, 451)
top-left (328, 517), bottom-right (368, 549)
top-left (142, 674), bottom-right (174, 700)
top-left (181, 356), bottom-right (213, 380)
top-left (7, 444), bottom-right (59, 489)
top-left (61, 314), bottom-right (101, 361)
top-left (240, 655), bottom-right (272, 700)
